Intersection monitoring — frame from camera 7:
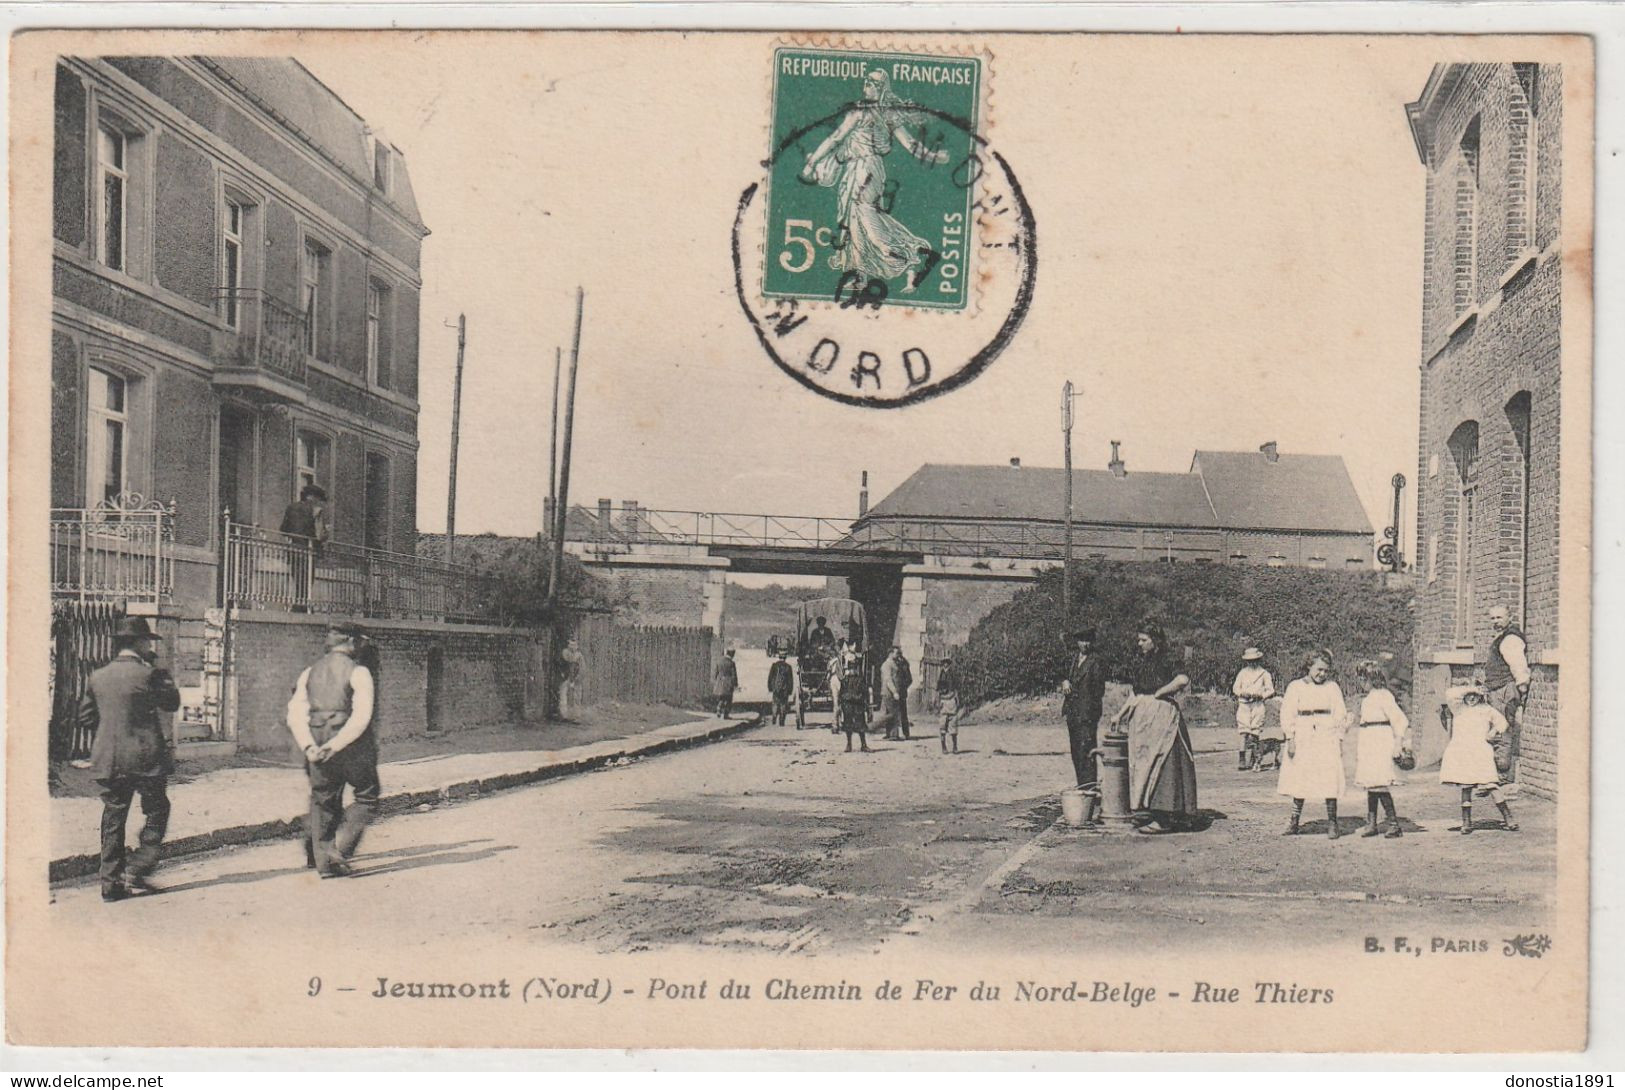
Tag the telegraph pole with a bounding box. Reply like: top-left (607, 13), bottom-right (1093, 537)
top-left (547, 289), bottom-right (586, 611)
top-left (1062, 380), bottom-right (1076, 621)
top-left (546, 345), bottom-right (561, 532)
top-left (444, 314), bottom-right (467, 564)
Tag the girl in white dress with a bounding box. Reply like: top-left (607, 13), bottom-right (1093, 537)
top-left (1440, 684), bottom-right (1518, 834)
top-left (1352, 661), bottom-right (1410, 838)
top-left (1278, 650), bottom-right (1349, 839)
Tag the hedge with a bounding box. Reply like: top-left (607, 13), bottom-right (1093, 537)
top-left (948, 562), bottom-right (1415, 705)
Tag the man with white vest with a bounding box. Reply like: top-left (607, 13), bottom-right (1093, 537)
top-left (1485, 605), bottom-right (1532, 786)
top-left (287, 620), bottom-right (378, 878)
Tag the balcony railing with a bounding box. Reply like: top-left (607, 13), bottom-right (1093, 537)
top-left (215, 288), bottom-right (310, 388)
top-left (50, 494), bottom-right (175, 604)
top-left (222, 519), bottom-right (500, 623)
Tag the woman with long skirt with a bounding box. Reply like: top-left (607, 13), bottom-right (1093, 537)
top-left (1109, 624), bottom-right (1199, 835)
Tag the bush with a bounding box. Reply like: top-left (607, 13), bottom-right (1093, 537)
top-left (950, 562), bottom-right (1415, 706)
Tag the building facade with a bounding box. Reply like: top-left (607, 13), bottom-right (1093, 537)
top-left (52, 57), bottom-right (427, 610)
top-left (849, 444), bottom-right (1376, 571)
top-left (1405, 63), bottom-right (1562, 797)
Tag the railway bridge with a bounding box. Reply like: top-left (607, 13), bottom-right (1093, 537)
top-left (559, 503), bottom-right (1055, 694)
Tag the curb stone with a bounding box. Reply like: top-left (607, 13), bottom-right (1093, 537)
top-left (49, 714), bottom-right (762, 884)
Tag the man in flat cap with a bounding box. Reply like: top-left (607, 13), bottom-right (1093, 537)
top-left (279, 483), bottom-right (331, 610)
top-left (78, 616), bottom-right (181, 901)
top-left (287, 621), bottom-right (378, 877)
top-left (1059, 626), bottom-right (1108, 788)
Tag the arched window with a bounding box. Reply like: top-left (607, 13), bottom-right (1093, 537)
top-left (1506, 392), bottom-right (1533, 623)
top-left (1447, 420), bottom-right (1480, 645)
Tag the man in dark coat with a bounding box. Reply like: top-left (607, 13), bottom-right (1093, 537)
top-left (712, 649), bottom-right (739, 719)
top-left (767, 651), bottom-right (795, 726)
top-left (287, 621), bottom-right (378, 878)
top-left (279, 483), bottom-right (330, 609)
top-left (79, 617), bottom-right (181, 901)
top-left (1060, 626), bottom-right (1109, 787)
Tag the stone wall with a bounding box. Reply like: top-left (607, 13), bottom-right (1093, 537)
top-left (227, 612), bottom-right (537, 755)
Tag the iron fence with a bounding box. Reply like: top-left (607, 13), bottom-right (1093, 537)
top-left (50, 600), bottom-right (125, 761)
top-left (50, 494), bottom-right (175, 604)
top-left (222, 518), bottom-right (500, 623)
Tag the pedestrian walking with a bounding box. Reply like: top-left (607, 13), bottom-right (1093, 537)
top-left (1352, 660), bottom-right (1410, 839)
top-left (1278, 650), bottom-right (1349, 839)
top-left (1484, 605), bottom-right (1531, 786)
top-left (1440, 683), bottom-right (1518, 834)
top-left (936, 656), bottom-right (962, 754)
top-left (1109, 623), bottom-right (1199, 834)
top-left (1231, 647), bottom-right (1275, 771)
top-left (1059, 627), bottom-right (1108, 787)
top-left (826, 639), bottom-right (847, 735)
top-left (557, 637), bottom-right (585, 721)
top-left (278, 483), bottom-right (330, 610)
top-left (837, 648), bottom-right (871, 753)
top-left (286, 621), bottom-right (378, 878)
top-left (878, 647), bottom-right (907, 741)
top-left (894, 647), bottom-right (914, 739)
top-left (79, 617), bottom-right (181, 901)
top-left (768, 650), bottom-right (795, 726)
top-left (712, 649), bottom-right (739, 719)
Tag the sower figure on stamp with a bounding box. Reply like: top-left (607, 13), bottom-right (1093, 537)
top-left (767, 650), bottom-right (794, 727)
top-left (287, 621), bottom-right (378, 878)
top-left (1485, 605), bottom-right (1531, 789)
top-left (79, 617), bottom-right (181, 902)
top-left (1059, 627), bottom-right (1108, 788)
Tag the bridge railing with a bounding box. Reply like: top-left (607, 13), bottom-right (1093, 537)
top-left (566, 505), bottom-right (1066, 560)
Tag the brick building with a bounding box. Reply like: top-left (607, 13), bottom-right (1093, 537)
top-left (52, 57), bottom-right (426, 609)
top-left (850, 444), bottom-right (1376, 570)
top-left (1404, 63), bottom-right (1563, 797)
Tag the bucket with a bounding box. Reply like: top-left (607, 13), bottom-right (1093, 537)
top-left (1060, 788), bottom-right (1087, 826)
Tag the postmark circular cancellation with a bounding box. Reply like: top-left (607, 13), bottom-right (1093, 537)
top-left (733, 39), bottom-right (1037, 408)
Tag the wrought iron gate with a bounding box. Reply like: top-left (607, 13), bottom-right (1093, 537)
top-left (50, 600), bottom-right (125, 762)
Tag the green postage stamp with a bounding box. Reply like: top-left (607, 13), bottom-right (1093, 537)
top-left (764, 46), bottom-right (984, 312)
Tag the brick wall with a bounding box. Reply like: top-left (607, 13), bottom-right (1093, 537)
top-left (53, 66), bottom-right (86, 247)
top-left (153, 131), bottom-right (217, 309)
top-left (153, 368), bottom-right (216, 547)
top-left (1411, 62), bottom-right (1563, 799)
top-left (228, 614), bottom-right (536, 754)
top-left (51, 330), bottom-right (80, 507)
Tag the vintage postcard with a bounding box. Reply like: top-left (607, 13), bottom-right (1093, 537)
top-left (5, 28), bottom-right (1593, 1053)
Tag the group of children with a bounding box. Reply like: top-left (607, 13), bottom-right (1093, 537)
top-left (1231, 648), bottom-right (1517, 840)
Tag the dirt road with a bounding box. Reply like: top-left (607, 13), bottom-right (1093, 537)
top-left (51, 716), bottom-right (1553, 957)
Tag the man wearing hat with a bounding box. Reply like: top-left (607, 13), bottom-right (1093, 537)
top-left (279, 483), bottom-right (331, 610)
top-left (1059, 627), bottom-right (1108, 787)
top-left (1231, 647), bottom-right (1276, 772)
top-left (286, 621), bottom-right (378, 877)
top-left (77, 617), bottom-right (181, 901)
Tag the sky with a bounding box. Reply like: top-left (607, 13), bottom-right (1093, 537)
top-left (299, 32), bottom-right (1432, 549)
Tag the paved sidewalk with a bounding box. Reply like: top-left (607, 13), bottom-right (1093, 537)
top-left (51, 712), bottom-right (761, 881)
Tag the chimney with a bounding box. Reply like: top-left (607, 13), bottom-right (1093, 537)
top-left (596, 498), bottom-right (612, 540)
top-left (1109, 440), bottom-right (1127, 479)
top-left (859, 471), bottom-right (869, 518)
top-left (1009, 457), bottom-right (1022, 469)
top-left (1261, 440), bottom-right (1280, 463)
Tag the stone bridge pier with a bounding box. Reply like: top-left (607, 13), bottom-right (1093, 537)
top-left (574, 543), bottom-right (1047, 709)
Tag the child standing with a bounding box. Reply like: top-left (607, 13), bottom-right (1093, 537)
top-left (1278, 649), bottom-right (1349, 839)
top-left (1440, 683), bottom-right (1518, 834)
top-left (937, 657), bottom-right (962, 754)
top-left (1231, 648), bottom-right (1275, 771)
top-left (1352, 661), bottom-right (1409, 838)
